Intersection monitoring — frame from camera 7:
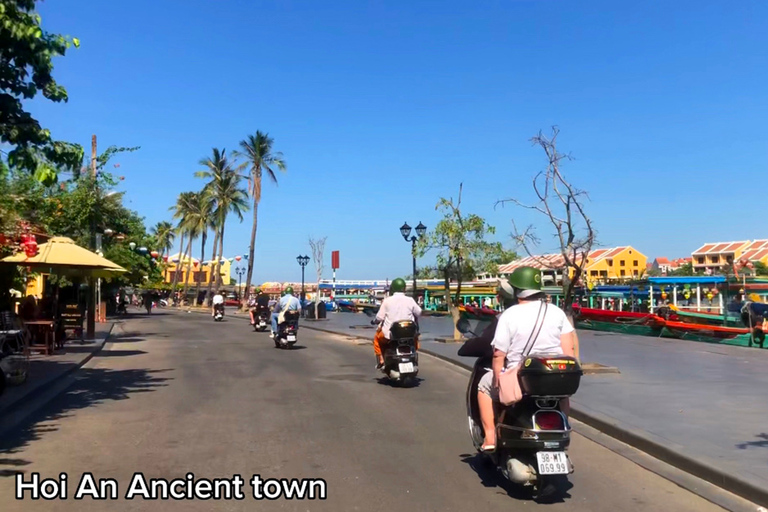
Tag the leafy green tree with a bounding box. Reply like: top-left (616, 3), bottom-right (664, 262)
top-left (670, 262), bottom-right (694, 276)
top-left (151, 221), bottom-right (175, 259)
top-left (1, 0), bottom-right (84, 181)
top-left (235, 131), bottom-right (286, 307)
top-left (753, 261), bottom-right (768, 276)
top-left (196, 148), bottom-right (248, 303)
top-left (170, 191), bottom-right (196, 297)
top-left (417, 183), bottom-right (506, 338)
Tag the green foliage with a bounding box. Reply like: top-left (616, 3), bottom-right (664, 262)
top-left (753, 261), bottom-right (768, 276)
top-left (417, 184), bottom-right (506, 307)
top-left (0, 0), bottom-right (84, 179)
top-left (669, 262), bottom-right (694, 276)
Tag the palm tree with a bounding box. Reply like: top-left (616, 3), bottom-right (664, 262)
top-left (235, 131), bottom-right (286, 307)
top-left (196, 148), bottom-right (249, 304)
top-left (151, 221), bottom-right (175, 259)
top-left (179, 192), bottom-right (210, 304)
top-left (169, 192), bottom-right (196, 297)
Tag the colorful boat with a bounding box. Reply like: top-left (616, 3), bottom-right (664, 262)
top-left (666, 306), bottom-right (743, 327)
top-left (660, 320), bottom-right (756, 347)
top-left (573, 307), bottom-right (667, 337)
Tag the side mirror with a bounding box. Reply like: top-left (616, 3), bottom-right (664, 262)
top-left (456, 318), bottom-right (472, 334)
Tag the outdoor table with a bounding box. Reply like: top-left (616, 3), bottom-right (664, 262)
top-left (25, 319), bottom-right (56, 355)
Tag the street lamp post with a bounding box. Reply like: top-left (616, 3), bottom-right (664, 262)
top-left (235, 267), bottom-right (246, 297)
top-left (400, 222), bottom-right (427, 300)
top-left (297, 255), bottom-right (310, 315)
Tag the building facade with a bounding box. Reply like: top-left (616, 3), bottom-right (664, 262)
top-left (691, 240), bottom-right (768, 274)
top-left (163, 253), bottom-right (232, 286)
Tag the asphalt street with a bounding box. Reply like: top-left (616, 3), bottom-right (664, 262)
top-left (0, 309), bottom-right (728, 511)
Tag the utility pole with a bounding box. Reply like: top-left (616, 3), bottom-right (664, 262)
top-left (87, 135), bottom-right (97, 339)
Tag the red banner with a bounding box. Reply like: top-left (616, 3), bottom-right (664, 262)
top-left (332, 250), bottom-right (340, 270)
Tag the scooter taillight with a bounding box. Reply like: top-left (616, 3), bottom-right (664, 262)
top-left (535, 411), bottom-right (565, 431)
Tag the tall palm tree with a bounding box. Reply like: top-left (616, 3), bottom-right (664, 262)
top-left (151, 221), bottom-right (175, 259)
top-left (196, 148), bottom-right (249, 304)
top-left (179, 192), bottom-right (210, 304)
top-left (235, 131), bottom-right (286, 307)
top-left (169, 192), bottom-right (196, 297)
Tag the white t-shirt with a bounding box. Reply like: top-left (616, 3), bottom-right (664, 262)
top-left (491, 300), bottom-right (574, 369)
top-left (212, 294), bottom-right (225, 305)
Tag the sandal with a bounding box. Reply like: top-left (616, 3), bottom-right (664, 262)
top-left (481, 443), bottom-right (496, 452)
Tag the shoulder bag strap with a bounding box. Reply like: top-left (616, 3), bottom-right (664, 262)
top-left (517, 300), bottom-right (549, 359)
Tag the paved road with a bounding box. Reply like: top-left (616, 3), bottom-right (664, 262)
top-left (0, 310), bottom-right (724, 511)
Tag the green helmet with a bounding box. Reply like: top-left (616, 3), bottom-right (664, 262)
top-left (284, 286), bottom-right (294, 295)
top-left (390, 278), bottom-right (406, 293)
top-left (254, 288), bottom-right (261, 294)
top-left (507, 266), bottom-right (542, 298)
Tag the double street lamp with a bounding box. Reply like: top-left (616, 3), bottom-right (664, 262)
top-left (297, 255), bottom-right (310, 311)
top-left (235, 267), bottom-right (246, 295)
top-left (400, 221), bottom-right (427, 300)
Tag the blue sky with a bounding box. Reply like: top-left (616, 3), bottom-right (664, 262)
top-left (27, 0), bottom-right (768, 282)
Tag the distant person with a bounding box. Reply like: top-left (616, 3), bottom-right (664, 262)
top-left (272, 287), bottom-right (301, 336)
top-left (373, 278), bottom-right (422, 369)
top-left (212, 291), bottom-right (225, 317)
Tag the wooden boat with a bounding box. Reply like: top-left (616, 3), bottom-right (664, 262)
top-left (667, 306), bottom-right (743, 327)
top-left (660, 320), bottom-right (756, 347)
top-left (573, 307), bottom-right (667, 337)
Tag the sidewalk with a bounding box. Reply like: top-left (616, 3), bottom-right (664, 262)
top-left (304, 312), bottom-right (768, 506)
top-left (0, 324), bottom-right (114, 417)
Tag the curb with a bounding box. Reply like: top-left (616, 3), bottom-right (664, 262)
top-left (0, 322), bottom-right (116, 418)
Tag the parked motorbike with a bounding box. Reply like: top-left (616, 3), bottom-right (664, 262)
top-left (274, 310), bottom-right (300, 348)
top-left (365, 308), bottom-right (419, 387)
top-left (158, 298), bottom-right (168, 308)
top-left (254, 307), bottom-right (270, 332)
top-left (213, 304), bottom-right (225, 322)
top-left (457, 318), bottom-right (582, 500)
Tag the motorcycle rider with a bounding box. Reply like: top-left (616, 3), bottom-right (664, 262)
top-left (476, 266), bottom-right (578, 452)
top-left (211, 290), bottom-right (225, 317)
top-left (272, 286), bottom-right (301, 336)
top-left (249, 287), bottom-right (271, 325)
top-left (373, 278), bottom-right (422, 369)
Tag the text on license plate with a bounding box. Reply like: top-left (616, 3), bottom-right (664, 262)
top-left (287, 335), bottom-right (297, 341)
top-left (398, 362), bottom-right (414, 373)
top-left (536, 452), bottom-right (569, 475)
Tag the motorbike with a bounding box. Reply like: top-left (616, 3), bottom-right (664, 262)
top-left (158, 298), bottom-right (168, 308)
top-left (364, 308), bottom-right (419, 387)
top-left (457, 318), bottom-right (582, 500)
top-left (213, 303), bottom-right (225, 322)
top-left (274, 310), bottom-right (300, 348)
top-left (253, 306), bottom-right (270, 332)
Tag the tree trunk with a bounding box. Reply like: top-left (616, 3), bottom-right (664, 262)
top-left (194, 231), bottom-right (207, 306)
top-left (204, 229), bottom-right (220, 306)
top-left (243, 197), bottom-right (259, 309)
top-left (215, 221), bottom-right (226, 292)
top-left (181, 234), bottom-right (194, 305)
top-left (170, 231), bottom-right (185, 303)
top-left (442, 266), bottom-right (462, 340)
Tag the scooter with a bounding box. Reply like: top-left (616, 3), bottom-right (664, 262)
top-left (254, 307), bottom-right (270, 332)
top-left (213, 304), bottom-right (225, 322)
top-left (274, 310), bottom-right (300, 348)
top-left (365, 309), bottom-right (419, 387)
top-left (457, 318), bottom-right (582, 500)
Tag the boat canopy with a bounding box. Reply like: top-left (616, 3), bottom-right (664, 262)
top-left (647, 276), bottom-right (726, 284)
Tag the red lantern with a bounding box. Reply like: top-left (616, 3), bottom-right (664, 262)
top-left (150, 250), bottom-right (159, 258)
top-left (193, 261), bottom-right (199, 268)
top-left (163, 255), bottom-right (169, 262)
top-left (22, 234), bottom-right (38, 258)
top-left (235, 255), bottom-right (242, 261)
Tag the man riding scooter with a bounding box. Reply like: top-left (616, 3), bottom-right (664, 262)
top-left (373, 278), bottom-right (422, 370)
top-left (272, 287), bottom-right (301, 337)
top-left (211, 290), bottom-right (225, 318)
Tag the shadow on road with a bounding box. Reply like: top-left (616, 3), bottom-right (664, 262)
top-left (375, 377), bottom-right (423, 388)
top-left (736, 433), bottom-right (768, 450)
top-left (0, 366), bottom-right (172, 478)
top-left (459, 453), bottom-right (572, 503)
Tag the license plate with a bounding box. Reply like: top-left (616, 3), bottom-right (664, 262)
top-left (398, 362), bottom-right (414, 373)
top-left (287, 335), bottom-right (296, 341)
top-left (536, 452), bottom-right (569, 475)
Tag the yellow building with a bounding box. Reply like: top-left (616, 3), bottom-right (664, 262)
top-left (584, 246), bottom-right (647, 281)
top-left (691, 240), bottom-right (768, 273)
top-left (163, 253), bottom-right (232, 286)
top-left (497, 245), bottom-right (647, 284)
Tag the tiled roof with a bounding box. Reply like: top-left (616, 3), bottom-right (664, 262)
top-left (498, 252), bottom-right (588, 273)
top-left (692, 241), bottom-right (750, 255)
top-left (655, 257), bottom-right (671, 264)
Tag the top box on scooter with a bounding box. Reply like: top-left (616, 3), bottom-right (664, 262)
top-left (391, 321), bottom-right (417, 339)
top-left (518, 356), bottom-right (582, 398)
